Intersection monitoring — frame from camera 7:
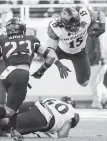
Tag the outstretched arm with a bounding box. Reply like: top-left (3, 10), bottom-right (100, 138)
top-left (32, 41), bottom-right (71, 79)
top-left (45, 22), bottom-right (71, 79)
top-left (32, 43), bottom-right (56, 78)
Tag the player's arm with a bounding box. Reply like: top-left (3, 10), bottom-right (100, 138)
top-left (46, 23), bottom-right (71, 78)
top-left (31, 37), bottom-right (70, 79)
top-left (57, 120), bottom-right (72, 138)
top-left (46, 21), bottom-right (59, 51)
top-left (31, 41), bottom-right (55, 78)
top-left (88, 9), bottom-right (106, 37)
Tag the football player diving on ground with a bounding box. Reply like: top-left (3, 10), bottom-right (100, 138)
top-left (0, 97), bottom-right (79, 138)
top-left (0, 17), bottom-right (70, 141)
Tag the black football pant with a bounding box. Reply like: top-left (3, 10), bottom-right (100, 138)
top-left (1, 69), bottom-right (29, 112)
top-left (56, 47), bottom-right (91, 85)
top-left (1, 69), bottom-right (29, 129)
top-left (16, 102), bottom-right (55, 135)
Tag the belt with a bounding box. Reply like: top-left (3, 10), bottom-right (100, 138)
top-left (14, 64), bottom-right (30, 71)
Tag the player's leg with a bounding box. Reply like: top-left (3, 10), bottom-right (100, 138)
top-left (0, 103), bottom-right (54, 136)
top-left (55, 46), bottom-right (69, 59)
top-left (6, 69), bottom-right (29, 127)
top-left (17, 104), bottom-right (50, 135)
top-left (18, 101), bottom-right (35, 114)
top-left (72, 48), bottom-right (91, 87)
top-left (0, 69), bottom-right (29, 140)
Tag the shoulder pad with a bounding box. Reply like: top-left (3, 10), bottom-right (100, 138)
top-left (79, 7), bottom-right (91, 26)
top-left (47, 22), bottom-right (59, 40)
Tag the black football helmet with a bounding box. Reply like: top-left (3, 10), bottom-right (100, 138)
top-left (61, 7), bottom-right (80, 32)
top-left (6, 17), bottom-right (26, 36)
top-left (61, 96), bottom-right (76, 108)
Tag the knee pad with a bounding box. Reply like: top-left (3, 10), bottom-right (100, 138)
top-left (80, 80), bottom-right (89, 87)
top-left (4, 106), bottom-right (15, 118)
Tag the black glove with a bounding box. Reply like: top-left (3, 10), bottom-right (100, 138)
top-left (92, 23), bottom-right (105, 38)
top-left (31, 71), bottom-right (44, 79)
top-left (55, 60), bottom-right (71, 79)
top-left (92, 30), bottom-right (104, 38)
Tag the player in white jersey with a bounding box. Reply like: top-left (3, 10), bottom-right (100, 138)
top-left (0, 97), bottom-right (79, 138)
top-left (41, 97), bottom-right (79, 138)
top-left (45, 7), bottom-right (105, 86)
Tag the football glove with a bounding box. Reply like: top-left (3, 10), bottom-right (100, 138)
top-left (91, 29), bottom-right (104, 38)
top-left (92, 23), bottom-right (105, 38)
top-left (55, 60), bottom-right (71, 79)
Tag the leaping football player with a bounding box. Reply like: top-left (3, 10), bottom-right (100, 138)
top-left (45, 6), bottom-right (106, 86)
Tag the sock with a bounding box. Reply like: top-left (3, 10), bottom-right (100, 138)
top-left (0, 107), bottom-right (6, 119)
top-left (9, 113), bottom-right (17, 130)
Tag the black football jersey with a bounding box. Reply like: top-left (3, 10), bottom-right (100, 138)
top-left (0, 35), bottom-right (40, 66)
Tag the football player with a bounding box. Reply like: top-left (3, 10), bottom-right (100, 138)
top-left (0, 97), bottom-right (79, 138)
top-left (45, 7), bottom-right (106, 86)
top-left (0, 17), bottom-right (70, 141)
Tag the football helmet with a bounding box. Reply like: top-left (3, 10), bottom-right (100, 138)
top-left (6, 17), bottom-right (26, 36)
top-left (61, 7), bottom-right (80, 32)
top-left (61, 96), bottom-right (76, 108)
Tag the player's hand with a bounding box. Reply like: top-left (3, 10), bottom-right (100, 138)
top-left (31, 71), bottom-right (44, 79)
top-left (88, 22), bottom-right (105, 38)
top-left (55, 60), bottom-right (71, 79)
top-left (91, 29), bottom-right (104, 38)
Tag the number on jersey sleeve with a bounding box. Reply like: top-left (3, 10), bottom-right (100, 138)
top-left (47, 22), bottom-right (59, 40)
top-left (80, 10), bottom-right (87, 16)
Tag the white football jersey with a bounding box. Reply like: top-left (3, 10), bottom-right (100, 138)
top-left (49, 7), bottom-right (91, 54)
top-left (42, 98), bottom-right (76, 133)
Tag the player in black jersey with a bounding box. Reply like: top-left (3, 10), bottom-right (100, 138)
top-left (0, 17), bottom-right (70, 141)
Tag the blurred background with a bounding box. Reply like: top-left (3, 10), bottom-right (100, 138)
top-left (0, 0), bottom-right (107, 109)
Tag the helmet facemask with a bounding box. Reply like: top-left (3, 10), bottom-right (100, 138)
top-left (6, 18), bottom-right (26, 36)
top-left (61, 96), bottom-right (76, 108)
